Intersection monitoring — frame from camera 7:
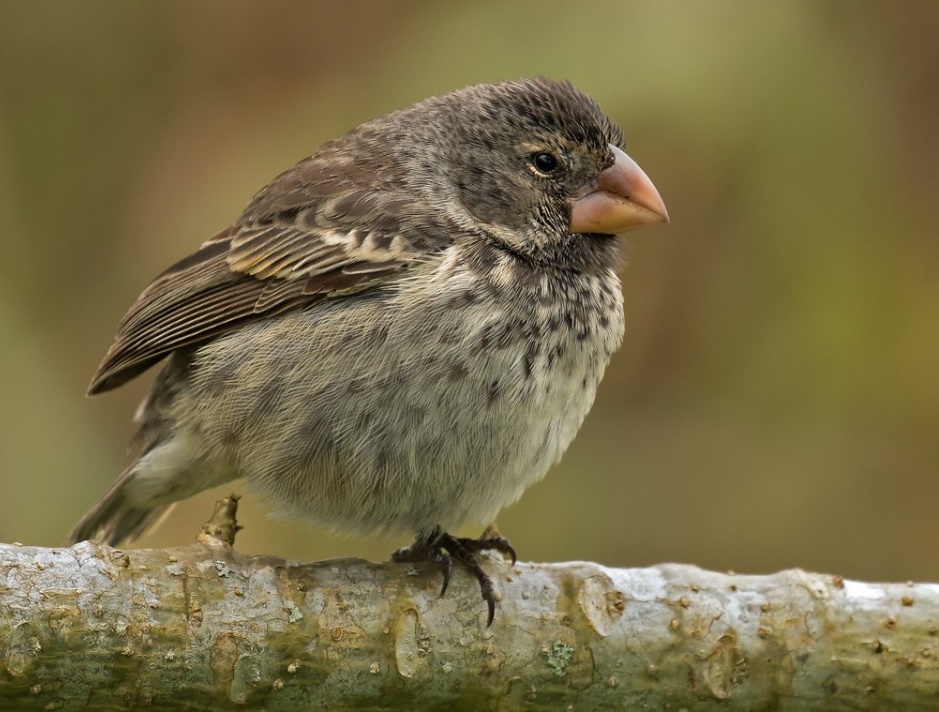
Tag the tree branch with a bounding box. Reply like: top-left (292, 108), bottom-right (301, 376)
top-left (2, 499), bottom-right (938, 710)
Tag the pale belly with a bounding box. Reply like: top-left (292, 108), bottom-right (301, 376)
top-left (165, 267), bottom-right (624, 536)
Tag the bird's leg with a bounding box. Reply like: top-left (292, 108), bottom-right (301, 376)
top-left (452, 522), bottom-right (518, 565)
top-left (391, 526), bottom-right (454, 595)
top-left (391, 524), bottom-right (516, 626)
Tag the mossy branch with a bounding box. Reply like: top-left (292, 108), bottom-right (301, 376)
top-left (2, 497), bottom-right (938, 710)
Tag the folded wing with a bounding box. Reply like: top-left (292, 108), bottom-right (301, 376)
top-left (88, 151), bottom-right (450, 394)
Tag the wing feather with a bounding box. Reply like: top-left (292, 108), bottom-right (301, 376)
top-left (88, 150), bottom-right (452, 395)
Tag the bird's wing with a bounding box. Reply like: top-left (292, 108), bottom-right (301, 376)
top-left (88, 150), bottom-right (452, 394)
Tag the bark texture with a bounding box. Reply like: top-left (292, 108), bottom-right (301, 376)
top-left (2, 521), bottom-right (939, 709)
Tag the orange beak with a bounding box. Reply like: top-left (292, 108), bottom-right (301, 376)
top-left (569, 145), bottom-right (669, 234)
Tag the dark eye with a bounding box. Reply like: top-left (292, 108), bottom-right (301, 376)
top-left (530, 151), bottom-right (559, 174)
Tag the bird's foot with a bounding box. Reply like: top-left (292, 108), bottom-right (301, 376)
top-left (391, 525), bottom-right (516, 626)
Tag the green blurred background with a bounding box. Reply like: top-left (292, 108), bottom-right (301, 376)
top-left (1, 1), bottom-right (937, 582)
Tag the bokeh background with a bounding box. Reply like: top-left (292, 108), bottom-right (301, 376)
top-left (1, 1), bottom-right (937, 583)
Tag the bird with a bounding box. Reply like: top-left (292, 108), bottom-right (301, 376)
top-left (69, 78), bottom-right (668, 624)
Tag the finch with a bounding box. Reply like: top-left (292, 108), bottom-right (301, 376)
top-left (70, 78), bottom-right (668, 623)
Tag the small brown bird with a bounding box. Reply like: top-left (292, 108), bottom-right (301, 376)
top-left (71, 78), bottom-right (668, 623)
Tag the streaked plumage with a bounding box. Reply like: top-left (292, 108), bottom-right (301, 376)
top-left (71, 78), bottom-right (668, 622)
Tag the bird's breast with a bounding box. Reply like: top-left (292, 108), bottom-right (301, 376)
top-left (179, 253), bottom-right (625, 535)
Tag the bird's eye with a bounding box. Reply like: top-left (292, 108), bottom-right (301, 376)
top-left (530, 151), bottom-right (560, 174)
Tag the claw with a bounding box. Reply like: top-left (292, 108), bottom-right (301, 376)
top-left (435, 550), bottom-right (453, 597)
top-left (471, 568), bottom-right (497, 626)
top-left (471, 535), bottom-right (517, 565)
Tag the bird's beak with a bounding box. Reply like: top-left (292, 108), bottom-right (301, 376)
top-left (569, 145), bottom-right (669, 234)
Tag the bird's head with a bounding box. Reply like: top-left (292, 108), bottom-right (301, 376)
top-left (399, 78), bottom-right (668, 263)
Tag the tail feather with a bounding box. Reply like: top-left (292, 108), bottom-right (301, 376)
top-left (67, 463), bottom-right (174, 546)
